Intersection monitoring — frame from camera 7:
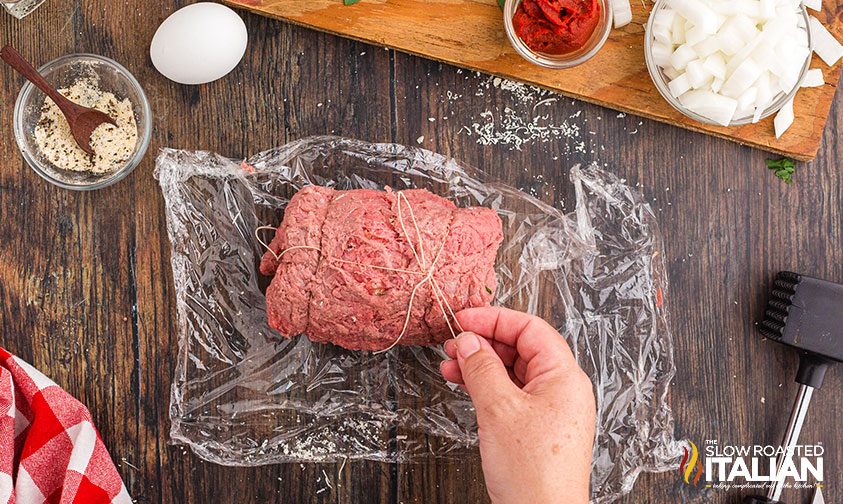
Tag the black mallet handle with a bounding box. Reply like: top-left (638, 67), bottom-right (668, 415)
top-left (743, 354), bottom-right (830, 504)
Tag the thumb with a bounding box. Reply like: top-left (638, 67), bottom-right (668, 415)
top-left (455, 332), bottom-right (520, 414)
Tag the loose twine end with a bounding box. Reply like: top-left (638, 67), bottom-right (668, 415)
top-left (256, 225), bottom-right (321, 261)
top-left (255, 225), bottom-right (280, 260)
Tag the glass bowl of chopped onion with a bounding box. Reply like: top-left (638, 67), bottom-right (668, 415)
top-left (644, 0), bottom-right (812, 128)
top-left (13, 53), bottom-right (152, 190)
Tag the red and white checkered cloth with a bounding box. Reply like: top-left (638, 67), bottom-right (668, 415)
top-left (0, 347), bottom-right (131, 504)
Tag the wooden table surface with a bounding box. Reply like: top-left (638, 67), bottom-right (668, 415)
top-left (1, 1), bottom-right (841, 503)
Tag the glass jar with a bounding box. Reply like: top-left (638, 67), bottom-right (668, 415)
top-left (2, 0), bottom-right (48, 19)
top-left (503, 0), bottom-right (612, 69)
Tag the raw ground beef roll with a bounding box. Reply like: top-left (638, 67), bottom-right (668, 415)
top-left (259, 185), bottom-right (504, 351)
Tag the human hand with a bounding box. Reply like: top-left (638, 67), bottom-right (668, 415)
top-left (440, 307), bottom-right (596, 504)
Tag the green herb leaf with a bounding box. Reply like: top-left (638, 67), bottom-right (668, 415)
top-left (344, 0), bottom-right (360, 5)
top-left (765, 158), bottom-right (796, 184)
top-left (485, 286), bottom-right (493, 294)
top-left (498, 0), bottom-right (506, 8)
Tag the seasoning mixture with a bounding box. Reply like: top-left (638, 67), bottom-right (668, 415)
top-left (513, 0), bottom-right (601, 55)
top-left (34, 78), bottom-right (138, 174)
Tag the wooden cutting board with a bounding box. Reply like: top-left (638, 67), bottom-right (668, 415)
top-left (224, 0), bottom-right (843, 161)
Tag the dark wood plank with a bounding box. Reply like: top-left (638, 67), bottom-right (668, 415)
top-left (1, 1), bottom-right (841, 504)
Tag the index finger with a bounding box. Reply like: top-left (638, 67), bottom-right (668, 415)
top-left (456, 307), bottom-right (577, 372)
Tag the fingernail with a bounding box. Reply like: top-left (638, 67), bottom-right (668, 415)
top-left (456, 332), bottom-right (481, 358)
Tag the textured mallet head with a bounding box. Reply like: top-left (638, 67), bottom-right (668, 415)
top-left (759, 271), bottom-right (843, 363)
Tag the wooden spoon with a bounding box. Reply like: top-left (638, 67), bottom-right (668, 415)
top-left (1, 45), bottom-right (116, 156)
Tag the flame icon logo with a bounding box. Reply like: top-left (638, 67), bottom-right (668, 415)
top-left (679, 441), bottom-right (704, 486)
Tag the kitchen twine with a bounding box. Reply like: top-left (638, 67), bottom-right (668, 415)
top-left (255, 191), bottom-right (464, 354)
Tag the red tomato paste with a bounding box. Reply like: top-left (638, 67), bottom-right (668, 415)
top-left (513, 0), bottom-right (601, 55)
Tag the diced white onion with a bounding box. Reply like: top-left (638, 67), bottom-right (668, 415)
top-left (710, 1), bottom-right (739, 15)
top-left (751, 44), bottom-right (777, 72)
top-left (727, 15), bottom-right (760, 42)
top-left (809, 16), bottom-right (843, 66)
top-left (737, 87), bottom-right (758, 109)
top-left (653, 8), bottom-right (676, 29)
top-left (670, 0), bottom-right (724, 34)
top-left (685, 25), bottom-right (709, 45)
top-left (671, 14), bottom-right (687, 44)
top-left (679, 90), bottom-right (738, 125)
top-left (670, 44), bottom-right (698, 70)
top-left (777, 65), bottom-right (802, 93)
top-left (774, 6), bottom-right (800, 26)
top-left (802, 0), bottom-right (821, 11)
top-left (716, 27), bottom-right (746, 55)
top-left (737, 0), bottom-right (761, 18)
top-left (801, 68), bottom-right (825, 87)
top-left (774, 98), bottom-right (794, 138)
top-left (694, 37), bottom-right (722, 58)
top-left (686, 59), bottom-right (714, 87)
top-left (735, 86), bottom-right (759, 118)
top-left (751, 75), bottom-right (774, 125)
top-left (613, 0), bottom-right (633, 28)
top-left (759, 0), bottom-right (777, 19)
top-left (725, 30), bottom-right (765, 74)
top-left (664, 66), bottom-right (683, 80)
top-left (668, 73), bottom-right (693, 97)
top-left (652, 42), bottom-right (674, 67)
top-left (653, 23), bottom-right (673, 44)
top-left (703, 53), bottom-right (727, 79)
top-left (720, 58), bottom-right (763, 98)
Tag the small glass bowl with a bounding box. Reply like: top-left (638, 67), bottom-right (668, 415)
top-left (644, 0), bottom-right (812, 126)
top-left (504, 0), bottom-right (613, 69)
top-left (13, 53), bottom-right (152, 191)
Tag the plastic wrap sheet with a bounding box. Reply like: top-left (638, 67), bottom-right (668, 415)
top-left (156, 136), bottom-right (685, 502)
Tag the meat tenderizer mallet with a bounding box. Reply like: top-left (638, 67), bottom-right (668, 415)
top-left (743, 272), bottom-right (842, 504)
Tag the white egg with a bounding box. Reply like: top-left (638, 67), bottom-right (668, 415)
top-left (150, 3), bottom-right (248, 85)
